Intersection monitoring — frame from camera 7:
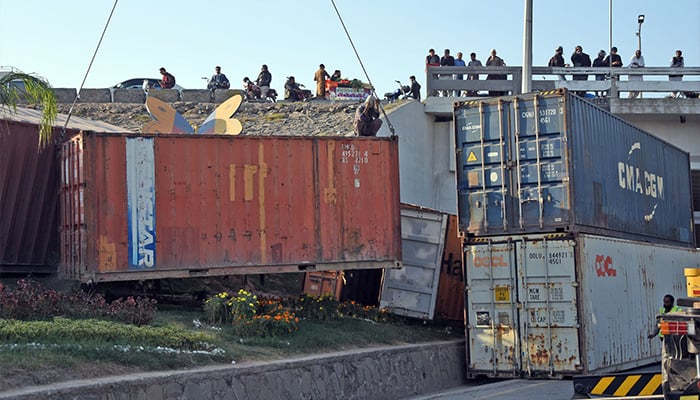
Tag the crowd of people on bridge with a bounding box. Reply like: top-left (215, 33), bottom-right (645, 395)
top-left (426, 46), bottom-right (689, 99)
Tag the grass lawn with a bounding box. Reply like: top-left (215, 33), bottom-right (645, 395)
top-left (0, 307), bottom-right (461, 391)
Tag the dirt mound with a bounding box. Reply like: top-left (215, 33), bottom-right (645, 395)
top-left (56, 100), bottom-right (362, 136)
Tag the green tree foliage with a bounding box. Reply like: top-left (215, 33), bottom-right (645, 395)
top-left (0, 72), bottom-right (57, 146)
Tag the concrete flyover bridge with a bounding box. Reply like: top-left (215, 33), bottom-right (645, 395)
top-left (426, 65), bottom-right (700, 102)
top-left (424, 64), bottom-right (700, 249)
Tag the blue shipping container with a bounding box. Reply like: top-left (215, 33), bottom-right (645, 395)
top-left (454, 89), bottom-right (694, 247)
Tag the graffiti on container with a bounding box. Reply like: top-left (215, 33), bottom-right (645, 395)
top-left (473, 254), bottom-right (508, 268)
top-left (442, 251), bottom-right (463, 281)
top-left (126, 138), bottom-right (156, 269)
top-left (617, 156), bottom-right (664, 200)
top-left (595, 255), bottom-right (617, 277)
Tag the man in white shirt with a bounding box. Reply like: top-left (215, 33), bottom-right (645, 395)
top-left (628, 49), bottom-right (645, 98)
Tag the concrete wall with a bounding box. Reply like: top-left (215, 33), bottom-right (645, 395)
top-left (378, 100), bottom-right (457, 214)
top-left (112, 89), bottom-right (146, 103)
top-left (432, 121), bottom-right (457, 213)
top-left (52, 88), bottom-right (77, 103)
top-left (78, 88), bottom-right (111, 103)
top-left (0, 340), bottom-right (467, 400)
top-left (45, 88), bottom-right (248, 104)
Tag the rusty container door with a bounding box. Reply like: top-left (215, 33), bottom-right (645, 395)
top-left (59, 135), bottom-right (86, 280)
top-left (434, 214), bottom-right (465, 321)
top-left (464, 238), bottom-right (521, 378)
top-left (515, 236), bottom-right (580, 377)
top-left (380, 205), bottom-right (448, 319)
top-left (303, 271), bottom-right (343, 299)
top-left (59, 133), bottom-right (401, 282)
top-left (1, 120), bottom-right (67, 273)
top-left (466, 235), bottom-right (580, 379)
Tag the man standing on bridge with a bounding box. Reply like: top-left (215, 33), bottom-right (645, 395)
top-left (571, 45), bottom-right (591, 97)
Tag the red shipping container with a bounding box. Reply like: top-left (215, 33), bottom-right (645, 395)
top-left (302, 270), bottom-right (343, 299)
top-left (0, 120), bottom-right (66, 273)
top-left (59, 133), bottom-right (401, 282)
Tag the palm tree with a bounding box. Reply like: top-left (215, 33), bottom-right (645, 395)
top-left (0, 72), bottom-right (57, 147)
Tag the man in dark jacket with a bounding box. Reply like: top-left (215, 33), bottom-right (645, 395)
top-left (256, 65), bottom-right (272, 98)
top-left (592, 50), bottom-right (608, 97)
top-left (408, 75), bottom-right (421, 101)
top-left (548, 46), bottom-right (567, 80)
top-left (570, 45), bottom-right (592, 96)
top-left (603, 47), bottom-right (623, 68)
top-left (439, 49), bottom-right (455, 96)
top-left (284, 76), bottom-right (305, 101)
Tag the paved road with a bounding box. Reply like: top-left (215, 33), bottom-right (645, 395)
top-left (406, 364), bottom-right (661, 400)
top-left (406, 379), bottom-right (573, 400)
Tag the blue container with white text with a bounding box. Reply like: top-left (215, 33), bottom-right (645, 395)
top-left (453, 89), bottom-right (694, 247)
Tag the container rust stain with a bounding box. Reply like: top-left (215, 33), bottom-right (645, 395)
top-left (59, 134), bottom-right (401, 282)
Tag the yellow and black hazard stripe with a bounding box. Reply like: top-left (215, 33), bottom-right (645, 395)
top-left (572, 373), bottom-right (662, 397)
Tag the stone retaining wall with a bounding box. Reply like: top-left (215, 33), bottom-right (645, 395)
top-left (0, 340), bottom-right (466, 400)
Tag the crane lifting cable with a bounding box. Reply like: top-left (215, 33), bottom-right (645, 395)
top-left (329, 0), bottom-right (396, 137)
top-left (60, 0), bottom-right (119, 139)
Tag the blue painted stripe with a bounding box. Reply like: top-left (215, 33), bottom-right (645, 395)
top-left (126, 137), bottom-right (156, 270)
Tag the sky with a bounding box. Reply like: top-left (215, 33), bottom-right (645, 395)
top-left (1, 0), bottom-right (699, 99)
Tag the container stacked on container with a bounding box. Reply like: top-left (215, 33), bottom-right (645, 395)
top-left (59, 133), bottom-right (401, 282)
top-left (454, 89), bottom-right (700, 378)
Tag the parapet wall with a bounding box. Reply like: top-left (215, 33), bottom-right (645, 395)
top-left (49, 88), bottom-right (244, 104)
top-left (0, 340), bottom-right (467, 400)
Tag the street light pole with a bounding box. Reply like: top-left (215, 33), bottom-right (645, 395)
top-left (522, 0), bottom-right (533, 94)
top-left (636, 14), bottom-right (645, 51)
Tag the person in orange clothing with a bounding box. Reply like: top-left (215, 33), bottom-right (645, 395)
top-left (314, 64), bottom-right (330, 98)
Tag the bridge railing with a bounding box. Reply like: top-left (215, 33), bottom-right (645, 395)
top-left (426, 66), bottom-right (700, 98)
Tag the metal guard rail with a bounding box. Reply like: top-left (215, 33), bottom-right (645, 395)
top-left (426, 66), bottom-right (700, 98)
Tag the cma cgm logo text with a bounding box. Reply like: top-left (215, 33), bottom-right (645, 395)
top-left (617, 142), bottom-right (664, 200)
top-left (618, 162), bottom-right (664, 199)
top-left (473, 255), bottom-right (508, 268)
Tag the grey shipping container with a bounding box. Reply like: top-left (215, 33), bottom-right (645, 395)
top-left (454, 89), bottom-right (694, 247)
top-left (380, 205), bottom-right (449, 320)
top-left (464, 233), bottom-right (700, 378)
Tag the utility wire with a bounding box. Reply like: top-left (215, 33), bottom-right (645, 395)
top-left (60, 0), bottom-right (119, 139)
top-left (330, 0), bottom-right (396, 137)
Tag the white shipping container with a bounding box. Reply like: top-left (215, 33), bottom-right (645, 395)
top-left (464, 233), bottom-right (700, 378)
top-left (380, 205), bottom-right (448, 319)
